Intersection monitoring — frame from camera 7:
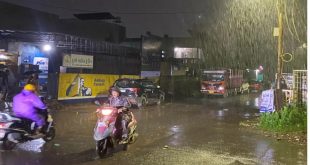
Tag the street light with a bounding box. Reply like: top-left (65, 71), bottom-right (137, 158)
top-left (42, 44), bottom-right (52, 52)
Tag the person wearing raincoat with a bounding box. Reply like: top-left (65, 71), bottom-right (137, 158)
top-left (12, 84), bottom-right (47, 136)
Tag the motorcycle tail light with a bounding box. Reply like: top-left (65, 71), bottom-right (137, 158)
top-left (0, 122), bottom-right (6, 128)
top-left (101, 109), bottom-right (113, 116)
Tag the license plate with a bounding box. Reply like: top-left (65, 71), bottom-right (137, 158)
top-left (120, 89), bottom-right (126, 92)
top-left (98, 122), bottom-right (106, 127)
top-left (209, 90), bottom-right (214, 94)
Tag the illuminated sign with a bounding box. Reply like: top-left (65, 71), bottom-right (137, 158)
top-left (33, 57), bottom-right (49, 71)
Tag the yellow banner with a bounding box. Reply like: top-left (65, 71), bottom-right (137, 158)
top-left (58, 73), bottom-right (140, 100)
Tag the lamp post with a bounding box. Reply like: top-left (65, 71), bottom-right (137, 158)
top-left (275, 0), bottom-right (284, 111)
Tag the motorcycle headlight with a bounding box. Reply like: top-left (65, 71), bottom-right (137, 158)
top-left (0, 122), bottom-right (5, 128)
top-left (101, 109), bottom-right (113, 116)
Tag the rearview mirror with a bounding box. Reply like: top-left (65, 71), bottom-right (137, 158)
top-left (94, 100), bottom-right (101, 106)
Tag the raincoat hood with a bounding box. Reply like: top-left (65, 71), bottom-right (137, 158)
top-left (22, 89), bottom-right (33, 96)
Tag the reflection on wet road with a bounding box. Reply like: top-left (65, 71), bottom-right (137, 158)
top-left (0, 94), bottom-right (306, 165)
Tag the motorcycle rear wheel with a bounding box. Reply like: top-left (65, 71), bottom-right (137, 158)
top-left (3, 137), bottom-right (17, 150)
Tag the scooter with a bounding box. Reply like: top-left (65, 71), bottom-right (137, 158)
top-left (0, 109), bottom-right (56, 150)
top-left (93, 103), bottom-right (138, 158)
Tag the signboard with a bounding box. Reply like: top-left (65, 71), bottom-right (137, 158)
top-left (33, 57), bottom-right (49, 71)
top-left (63, 54), bottom-right (93, 69)
top-left (281, 73), bottom-right (293, 89)
top-left (259, 89), bottom-right (275, 113)
top-left (58, 73), bottom-right (139, 100)
top-left (141, 71), bottom-right (160, 78)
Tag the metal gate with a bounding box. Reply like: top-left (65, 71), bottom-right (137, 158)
top-left (293, 70), bottom-right (307, 105)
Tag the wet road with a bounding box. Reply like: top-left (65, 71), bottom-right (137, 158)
top-left (0, 94), bottom-right (307, 165)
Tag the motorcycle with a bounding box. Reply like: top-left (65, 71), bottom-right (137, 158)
top-left (93, 103), bottom-right (138, 158)
top-left (0, 109), bottom-right (56, 150)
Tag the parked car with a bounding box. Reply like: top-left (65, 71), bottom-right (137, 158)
top-left (136, 79), bottom-right (165, 105)
top-left (111, 78), bottom-right (165, 107)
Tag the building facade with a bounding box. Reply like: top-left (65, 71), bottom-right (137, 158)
top-left (0, 2), bottom-right (140, 99)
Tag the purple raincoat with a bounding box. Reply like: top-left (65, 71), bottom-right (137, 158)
top-left (13, 90), bottom-right (47, 126)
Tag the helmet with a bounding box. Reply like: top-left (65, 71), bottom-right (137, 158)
top-left (24, 84), bottom-right (36, 92)
top-left (110, 87), bottom-right (121, 94)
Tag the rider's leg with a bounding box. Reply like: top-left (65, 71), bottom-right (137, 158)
top-left (29, 114), bottom-right (45, 135)
top-left (121, 118), bottom-right (128, 139)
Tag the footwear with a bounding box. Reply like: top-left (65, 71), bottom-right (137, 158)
top-left (119, 139), bottom-right (127, 144)
top-left (119, 136), bottom-right (128, 144)
top-left (29, 133), bottom-right (44, 139)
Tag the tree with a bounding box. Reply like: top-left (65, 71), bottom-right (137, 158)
top-left (189, 0), bottom-right (306, 81)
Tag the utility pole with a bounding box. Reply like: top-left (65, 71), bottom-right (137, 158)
top-left (275, 0), bottom-right (284, 111)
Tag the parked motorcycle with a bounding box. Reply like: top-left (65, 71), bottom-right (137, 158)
top-left (0, 109), bottom-right (56, 150)
top-left (93, 103), bottom-right (138, 158)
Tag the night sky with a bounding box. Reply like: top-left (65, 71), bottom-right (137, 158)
top-left (1, 0), bottom-right (216, 38)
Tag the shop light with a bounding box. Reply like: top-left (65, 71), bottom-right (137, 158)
top-left (0, 54), bottom-right (8, 60)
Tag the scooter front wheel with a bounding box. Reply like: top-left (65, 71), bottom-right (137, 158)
top-left (97, 139), bottom-right (109, 158)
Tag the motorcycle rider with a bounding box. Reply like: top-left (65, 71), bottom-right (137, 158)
top-left (12, 84), bottom-right (47, 137)
top-left (107, 87), bottom-right (131, 143)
